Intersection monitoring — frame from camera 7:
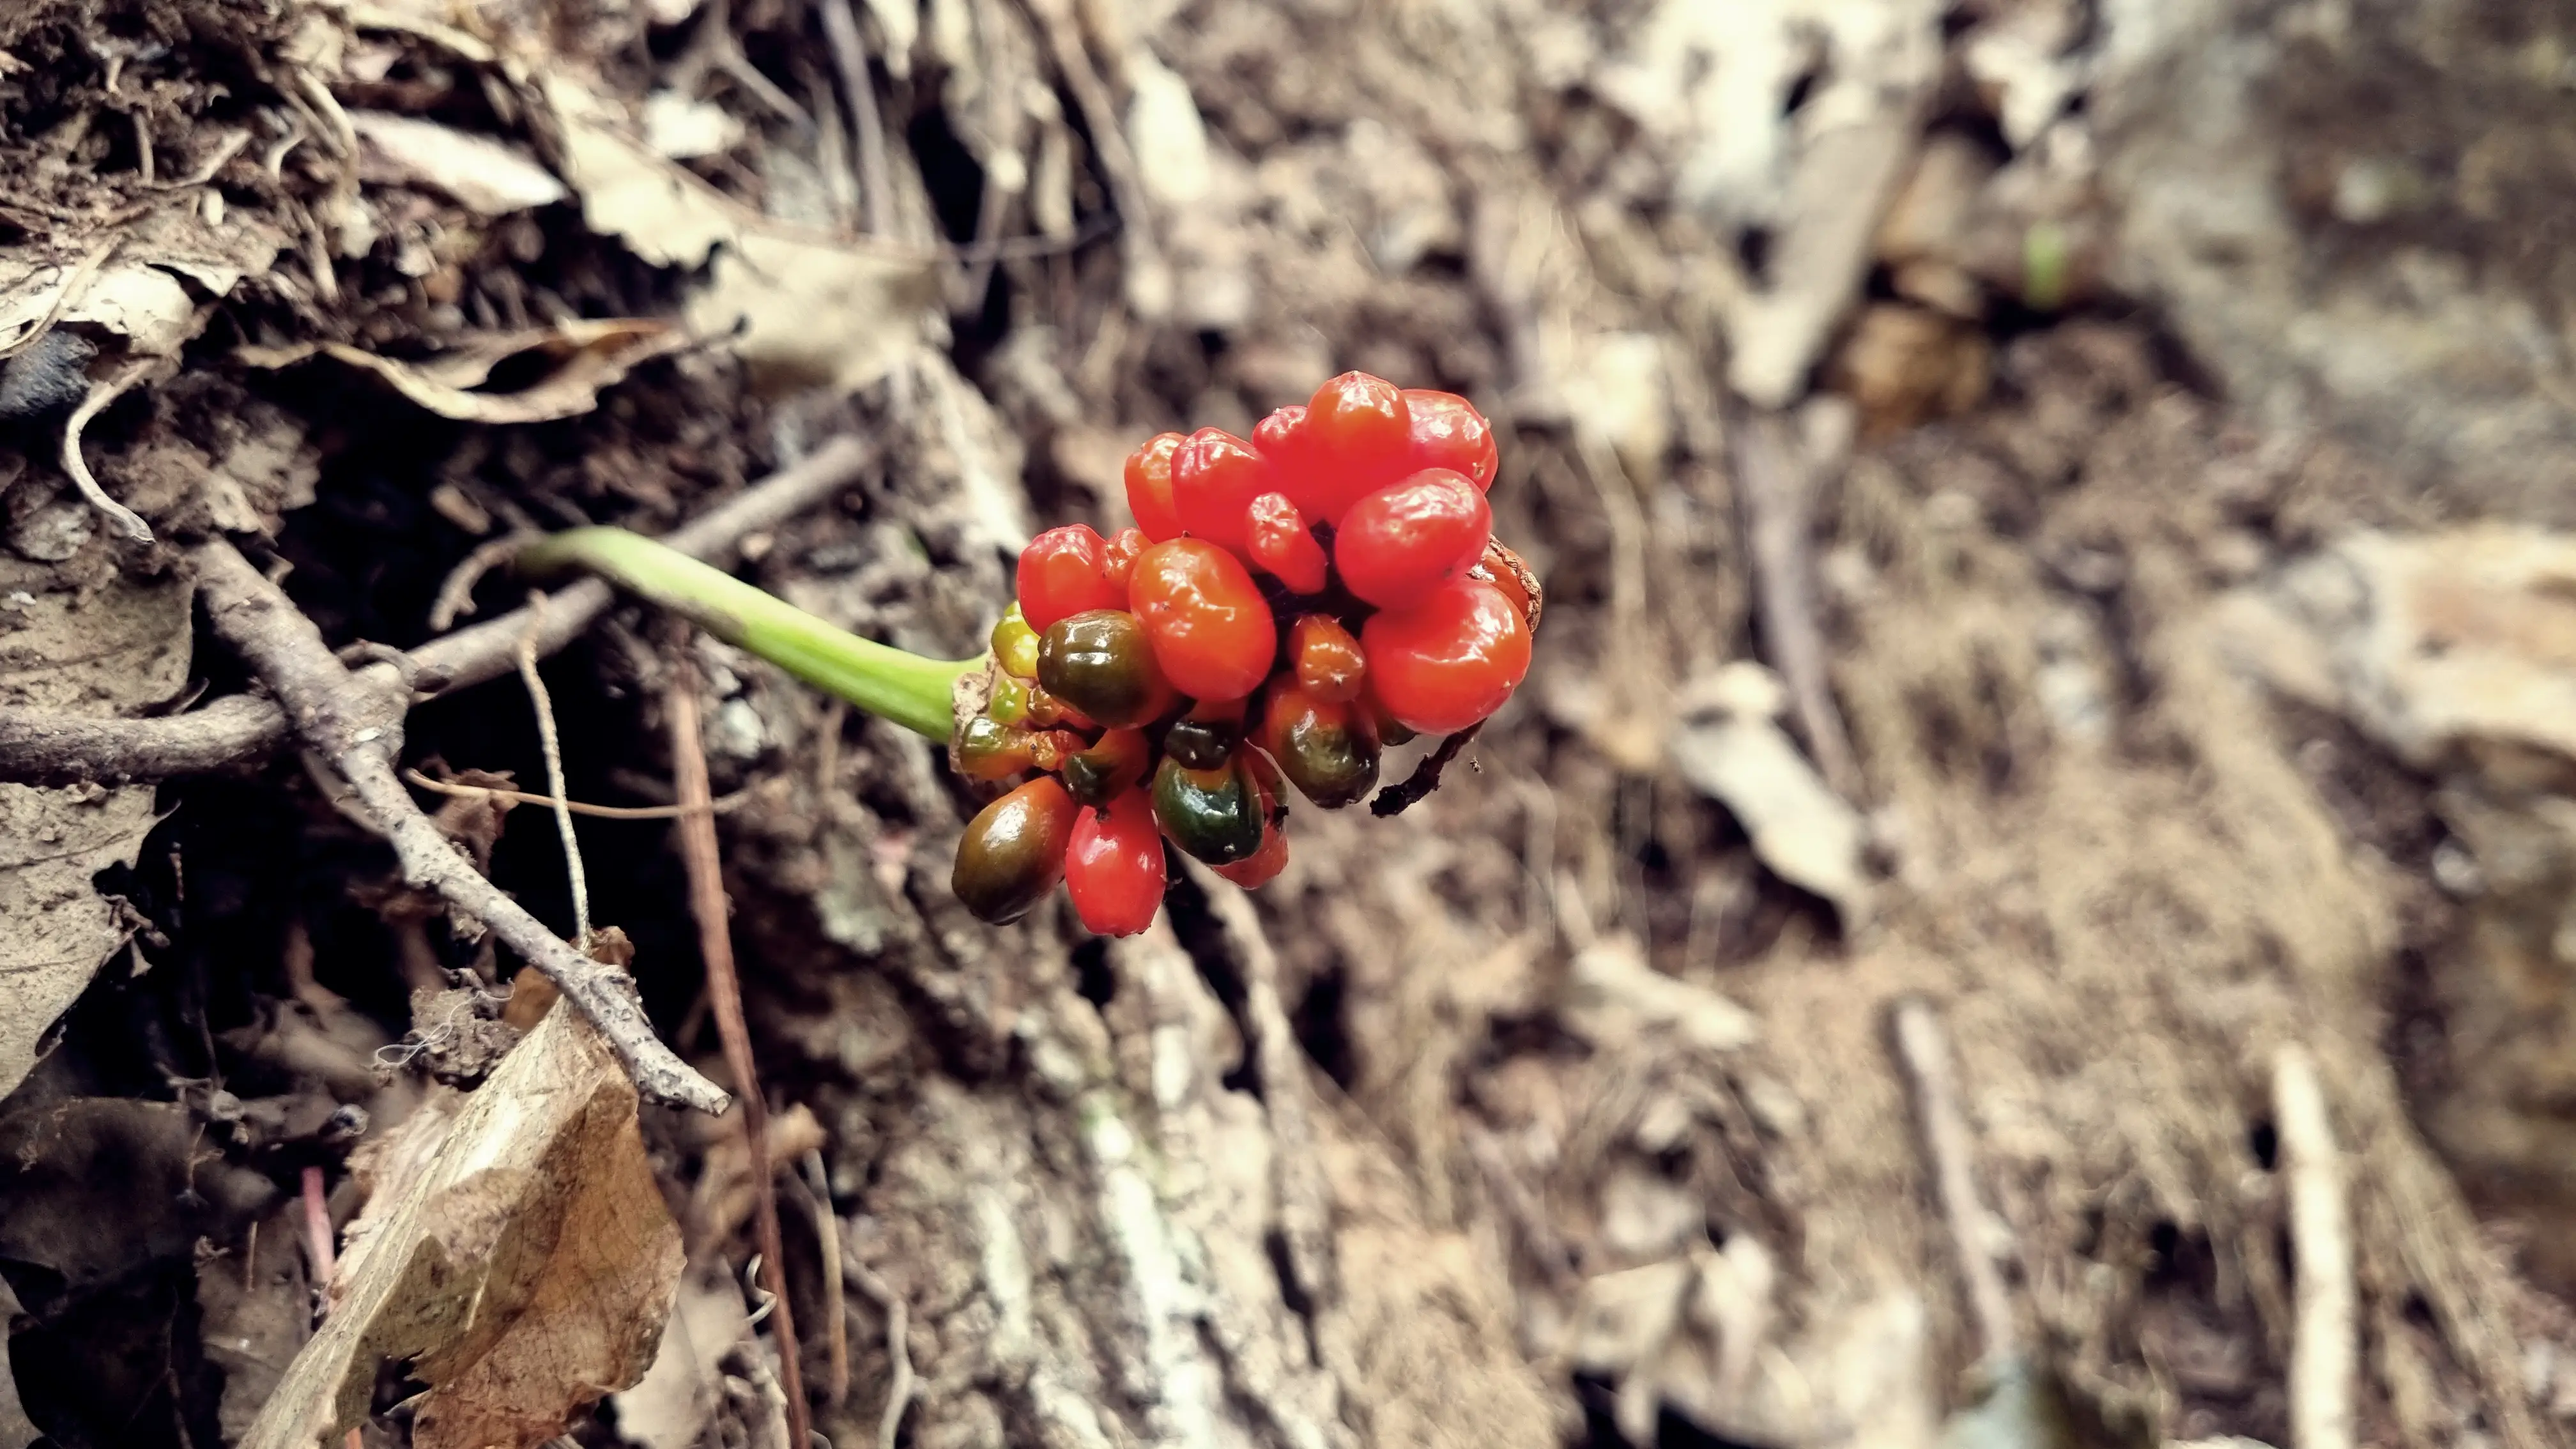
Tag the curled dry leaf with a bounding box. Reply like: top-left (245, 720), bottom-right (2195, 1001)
top-left (1669, 662), bottom-right (1873, 930)
top-left (241, 999), bottom-right (683, 1449)
top-left (349, 110), bottom-right (571, 215)
top-left (545, 76), bottom-right (939, 395)
top-left (0, 546), bottom-right (192, 1099)
top-left (238, 319), bottom-right (687, 424)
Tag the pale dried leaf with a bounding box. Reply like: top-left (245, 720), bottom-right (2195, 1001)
top-left (610, 1265), bottom-right (755, 1449)
top-left (0, 205), bottom-right (286, 360)
top-left (547, 77), bottom-right (937, 395)
top-left (241, 1002), bottom-right (684, 1449)
top-left (350, 110), bottom-right (570, 214)
top-left (0, 554), bottom-right (192, 1098)
top-left (1563, 935), bottom-right (1759, 1054)
top-left (1670, 663), bottom-right (1873, 927)
top-left (238, 320), bottom-right (685, 424)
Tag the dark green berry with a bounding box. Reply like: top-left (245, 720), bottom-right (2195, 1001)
top-left (1038, 610), bottom-right (1177, 729)
top-left (1151, 754), bottom-right (1264, 865)
top-left (952, 778), bottom-right (1077, 923)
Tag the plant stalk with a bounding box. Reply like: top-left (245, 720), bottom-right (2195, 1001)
top-left (519, 527), bottom-right (979, 741)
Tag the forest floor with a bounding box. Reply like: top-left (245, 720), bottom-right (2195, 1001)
top-left (4, 1), bottom-right (2576, 1448)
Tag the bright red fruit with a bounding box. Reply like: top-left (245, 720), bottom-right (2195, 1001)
top-left (1402, 389), bottom-right (1498, 490)
top-left (1103, 527), bottom-right (1148, 588)
top-left (1172, 427), bottom-right (1271, 555)
top-left (1360, 578), bottom-right (1531, 735)
top-left (1246, 492), bottom-right (1328, 594)
top-left (1291, 615), bottom-right (1367, 702)
top-left (1300, 372), bottom-right (1412, 523)
top-left (1128, 539), bottom-right (1278, 702)
top-left (1066, 788), bottom-right (1166, 936)
top-left (1017, 525), bottom-right (1124, 631)
top-left (1124, 433), bottom-right (1186, 542)
top-left (1333, 468), bottom-right (1492, 610)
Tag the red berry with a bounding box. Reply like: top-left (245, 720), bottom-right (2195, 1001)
top-left (1246, 492), bottom-right (1328, 594)
top-left (1017, 525), bottom-right (1123, 632)
top-left (1102, 527), bottom-right (1147, 588)
top-left (1212, 816), bottom-right (1289, 887)
top-left (1360, 578), bottom-right (1531, 735)
top-left (1301, 372), bottom-right (1412, 523)
top-left (1172, 427), bottom-right (1271, 556)
top-left (1124, 432), bottom-right (1186, 542)
top-left (1252, 404), bottom-right (1308, 463)
top-left (1291, 615), bottom-right (1367, 703)
top-left (1128, 539), bottom-right (1277, 702)
top-left (1065, 788), bottom-right (1166, 937)
top-left (1333, 468), bottom-right (1492, 610)
top-left (1402, 389), bottom-right (1498, 490)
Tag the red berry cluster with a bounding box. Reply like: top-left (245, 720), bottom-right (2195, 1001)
top-left (950, 372), bottom-right (1538, 936)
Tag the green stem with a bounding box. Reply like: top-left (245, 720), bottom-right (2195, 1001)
top-left (519, 527), bottom-right (980, 742)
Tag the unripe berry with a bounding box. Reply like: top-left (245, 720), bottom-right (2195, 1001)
top-left (1262, 682), bottom-right (1380, 809)
top-left (1151, 753), bottom-right (1265, 865)
top-left (956, 717), bottom-right (1034, 781)
top-left (990, 606), bottom-right (1041, 679)
top-left (1037, 610), bottom-right (1178, 729)
top-left (1066, 788), bottom-right (1166, 937)
top-left (951, 778), bottom-right (1077, 924)
top-left (1291, 615), bottom-right (1367, 703)
top-left (1062, 727), bottom-right (1150, 808)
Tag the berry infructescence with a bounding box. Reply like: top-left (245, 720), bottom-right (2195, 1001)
top-left (953, 372), bottom-right (1539, 937)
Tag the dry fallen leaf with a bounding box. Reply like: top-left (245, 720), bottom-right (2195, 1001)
top-left (239, 319), bottom-right (686, 424)
top-left (1563, 934), bottom-right (1760, 1055)
top-left (546, 77), bottom-right (939, 395)
top-left (1669, 662), bottom-right (1873, 930)
top-left (242, 1000), bottom-right (684, 1449)
top-left (611, 1264), bottom-right (761, 1449)
top-left (349, 110), bottom-right (570, 215)
top-left (0, 547), bottom-right (192, 1098)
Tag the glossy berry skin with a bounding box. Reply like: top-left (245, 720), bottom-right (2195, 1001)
top-left (1124, 432), bottom-right (1186, 542)
top-left (1128, 539), bottom-right (1277, 702)
top-left (1246, 493), bottom-right (1328, 594)
top-left (1065, 788), bottom-right (1166, 937)
top-left (1262, 683), bottom-right (1380, 809)
top-left (1037, 610), bottom-right (1177, 729)
top-left (1102, 527), bottom-right (1148, 588)
top-left (1172, 428), bottom-right (1272, 556)
top-left (1333, 468), bottom-right (1491, 611)
top-left (1151, 754), bottom-right (1265, 864)
top-left (986, 673), bottom-right (1032, 726)
top-left (1252, 404), bottom-right (1307, 466)
top-left (956, 717), bottom-right (1035, 781)
top-left (1402, 389), bottom-right (1498, 491)
top-left (1017, 525), bottom-right (1124, 632)
top-left (1361, 578), bottom-right (1532, 735)
top-left (951, 778), bottom-right (1077, 924)
top-left (990, 606), bottom-right (1041, 679)
top-left (1212, 816), bottom-right (1289, 887)
top-left (1062, 726), bottom-right (1150, 808)
top-left (1298, 372), bottom-right (1412, 524)
top-left (1291, 615), bottom-right (1367, 703)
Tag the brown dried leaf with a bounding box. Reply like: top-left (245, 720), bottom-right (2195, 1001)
top-left (241, 1001), bottom-right (683, 1449)
top-left (349, 110), bottom-right (569, 215)
top-left (238, 319), bottom-right (686, 425)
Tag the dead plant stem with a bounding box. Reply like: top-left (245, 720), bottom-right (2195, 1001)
top-left (1891, 997), bottom-right (2016, 1364)
top-left (2276, 1044), bottom-right (2354, 1449)
top-left (664, 653), bottom-right (809, 1446)
top-left (519, 595), bottom-right (590, 944)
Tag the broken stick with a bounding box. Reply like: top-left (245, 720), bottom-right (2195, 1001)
top-left (192, 538), bottom-right (727, 1114)
top-left (2275, 1044), bottom-right (2355, 1449)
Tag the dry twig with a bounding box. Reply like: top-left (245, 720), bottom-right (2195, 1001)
top-left (0, 435), bottom-right (873, 785)
top-left (1891, 997), bottom-right (2016, 1363)
top-left (62, 355), bottom-right (159, 544)
top-left (1735, 411), bottom-right (1861, 800)
top-left (840, 1238), bottom-right (915, 1449)
top-left (2275, 1045), bottom-right (2354, 1449)
top-left (192, 538), bottom-right (728, 1113)
top-left (518, 595), bottom-right (590, 945)
top-left (664, 655), bottom-right (808, 1445)
top-left (401, 768), bottom-right (752, 820)
top-left (795, 1152), bottom-right (851, 1407)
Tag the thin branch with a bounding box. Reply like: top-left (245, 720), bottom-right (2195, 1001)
top-left (192, 537), bottom-right (728, 1114)
top-left (840, 1238), bottom-right (914, 1449)
top-left (1735, 410), bottom-right (1861, 801)
top-left (0, 434), bottom-right (873, 786)
top-left (664, 652), bottom-right (808, 1442)
top-left (795, 1152), bottom-right (850, 1407)
top-left (1890, 997), bottom-right (2017, 1365)
top-left (2276, 1043), bottom-right (2354, 1449)
top-left (518, 595), bottom-right (589, 945)
top-left (63, 355), bottom-right (158, 544)
top-left (401, 767), bottom-right (752, 820)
